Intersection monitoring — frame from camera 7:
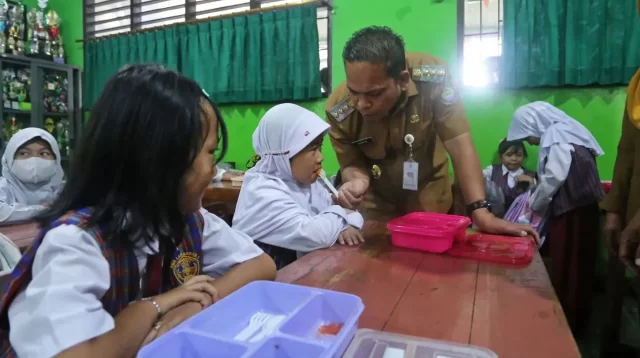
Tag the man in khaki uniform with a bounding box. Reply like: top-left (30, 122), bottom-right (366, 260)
top-left (328, 26), bottom-right (538, 238)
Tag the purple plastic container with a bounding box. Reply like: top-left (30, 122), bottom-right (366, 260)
top-left (137, 281), bottom-right (364, 358)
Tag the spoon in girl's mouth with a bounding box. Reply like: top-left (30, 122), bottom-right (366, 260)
top-left (315, 168), bottom-right (339, 196)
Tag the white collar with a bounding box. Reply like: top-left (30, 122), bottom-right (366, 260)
top-left (501, 164), bottom-right (524, 176)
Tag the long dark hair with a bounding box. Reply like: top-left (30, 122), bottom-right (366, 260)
top-left (37, 64), bottom-right (227, 253)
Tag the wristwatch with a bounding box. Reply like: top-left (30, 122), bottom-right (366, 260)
top-left (466, 200), bottom-right (492, 214)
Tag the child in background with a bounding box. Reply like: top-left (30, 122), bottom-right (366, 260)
top-left (0, 65), bottom-right (276, 358)
top-left (482, 139), bottom-right (536, 215)
top-left (0, 128), bottom-right (63, 224)
top-left (233, 103), bottom-right (364, 269)
top-left (507, 101), bottom-right (604, 337)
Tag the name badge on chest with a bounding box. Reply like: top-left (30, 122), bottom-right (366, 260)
top-left (352, 137), bottom-right (373, 146)
top-left (402, 134), bottom-right (418, 191)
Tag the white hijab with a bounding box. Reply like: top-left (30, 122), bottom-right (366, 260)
top-left (0, 128), bottom-right (63, 204)
top-left (507, 101), bottom-right (604, 170)
top-left (233, 103), bottom-right (332, 242)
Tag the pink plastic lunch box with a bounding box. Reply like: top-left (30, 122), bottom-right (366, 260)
top-left (386, 212), bottom-right (472, 253)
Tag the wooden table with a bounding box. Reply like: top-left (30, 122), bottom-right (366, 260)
top-left (202, 182), bottom-right (242, 225)
top-left (203, 182), bottom-right (241, 203)
top-left (277, 222), bottom-right (580, 357)
top-left (0, 222), bottom-right (39, 250)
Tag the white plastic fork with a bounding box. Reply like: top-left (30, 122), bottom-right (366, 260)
top-left (234, 312), bottom-right (272, 341)
top-left (248, 314), bottom-right (286, 343)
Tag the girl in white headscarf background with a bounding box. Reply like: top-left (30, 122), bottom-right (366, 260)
top-left (507, 101), bottom-right (604, 337)
top-left (233, 103), bottom-right (364, 268)
top-left (0, 128), bottom-right (63, 224)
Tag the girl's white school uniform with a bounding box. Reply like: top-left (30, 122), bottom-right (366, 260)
top-left (232, 103), bottom-right (363, 253)
top-left (0, 128), bottom-right (64, 224)
top-left (8, 208), bottom-right (264, 358)
top-left (507, 102), bottom-right (604, 214)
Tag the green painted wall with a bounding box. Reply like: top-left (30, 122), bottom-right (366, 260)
top-left (52, 0), bottom-right (626, 179)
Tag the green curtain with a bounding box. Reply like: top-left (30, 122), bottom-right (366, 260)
top-left (501, 0), bottom-right (640, 88)
top-left (84, 4), bottom-right (321, 108)
top-left (84, 28), bottom-right (180, 108)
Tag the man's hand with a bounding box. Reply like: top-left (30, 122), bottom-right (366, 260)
top-left (620, 210), bottom-right (640, 259)
top-left (473, 209), bottom-right (541, 244)
top-left (333, 178), bottom-right (369, 209)
top-left (605, 212), bottom-right (622, 233)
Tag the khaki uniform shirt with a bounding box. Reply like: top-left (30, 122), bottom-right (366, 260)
top-left (326, 52), bottom-right (470, 221)
top-left (600, 108), bottom-right (640, 225)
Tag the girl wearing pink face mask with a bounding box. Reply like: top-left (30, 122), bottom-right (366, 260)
top-left (0, 128), bottom-right (63, 224)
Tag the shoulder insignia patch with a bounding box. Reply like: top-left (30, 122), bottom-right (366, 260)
top-left (328, 98), bottom-right (355, 123)
top-left (441, 87), bottom-right (456, 104)
top-left (411, 65), bottom-right (446, 83)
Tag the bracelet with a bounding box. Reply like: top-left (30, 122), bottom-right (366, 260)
top-left (142, 297), bottom-right (163, 320)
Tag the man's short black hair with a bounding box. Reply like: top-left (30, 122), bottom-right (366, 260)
top-left (342, 26), bottom-right (406, 79)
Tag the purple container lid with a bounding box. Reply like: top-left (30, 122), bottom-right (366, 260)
top-left (343, 329), bottom-right (498, 358)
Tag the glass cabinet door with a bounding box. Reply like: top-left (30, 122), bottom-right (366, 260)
top-left (0, 59), bottom-right (32, 147)
top-left (37, 66), bottom-right (72, 162)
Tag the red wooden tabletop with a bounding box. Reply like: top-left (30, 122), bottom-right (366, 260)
top-left (276, 222), bottom-right (580, 357)
top-left (0, 222), bottom-right (39, 249)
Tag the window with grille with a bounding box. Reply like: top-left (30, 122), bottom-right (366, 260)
top-left (460, 0), bottom-right (502, 87)
top-left (84, 0), bottom-right (331, 91)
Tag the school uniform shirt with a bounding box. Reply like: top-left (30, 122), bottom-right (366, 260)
top-left (0, 128), bottom-right (64, 224)
top-left (529, 143), bottom-right (573, 214)
top-left (233, 175), bottom-right (364, 252)
top-left (232, 103), bottom-right (364, 253)
top-left (482, 164), bottom-right (524, 189)
top-left (8, 208), bottom-right (263, 358)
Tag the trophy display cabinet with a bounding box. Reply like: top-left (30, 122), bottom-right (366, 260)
top-left (0, 54), bottom-right (81, 168)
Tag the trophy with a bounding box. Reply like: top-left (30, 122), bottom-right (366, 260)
top-left (13, 5), bottom-right (25, 55)
top-left (26, 8), bottom-right (37, 54)
top-left (7, 5), bottom-right (24, 55)
top-left (45, 10), bottom-right (62, 62)
top-left (35, 0), bottom-right (50, 56)
top-left (0, 1), bottom-right (8, 54)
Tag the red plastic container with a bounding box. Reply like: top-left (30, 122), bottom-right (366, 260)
top-left (602, 181), bottom-right (612, 194)
top-left (447, 233), bottom-right (535, 265)
top-left (386, 212), bottom-right (471, 253)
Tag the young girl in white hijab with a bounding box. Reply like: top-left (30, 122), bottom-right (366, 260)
top-left (507, 101), bottom-right (604, 337)
top-left (233, 103), bottom-right (364, 269)
top-left (0, 128), bottom-right (63, 224)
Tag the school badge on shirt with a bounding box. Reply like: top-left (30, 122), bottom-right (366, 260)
top-left (171, 252), bottom-right (200, 283)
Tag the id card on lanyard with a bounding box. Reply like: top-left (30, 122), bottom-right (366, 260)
top-left (402, 134), bottom-right (418, 191)
top-left (403, 161), bottom-right (418, 191)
